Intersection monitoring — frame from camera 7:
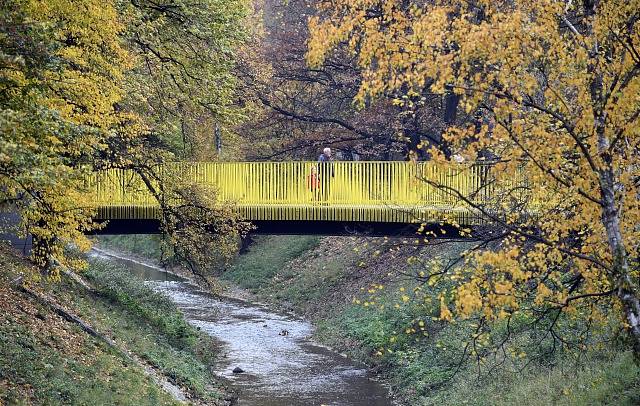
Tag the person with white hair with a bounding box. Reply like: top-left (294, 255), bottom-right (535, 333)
top-left (318, 147), bottom-right (332, 162)
top-left (316, 147), bottom-right (335, 202)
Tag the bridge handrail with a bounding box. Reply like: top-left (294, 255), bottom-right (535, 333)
top-left (85, 161), bottom-right (529, 224)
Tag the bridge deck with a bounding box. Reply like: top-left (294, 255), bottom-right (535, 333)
top-left (88, 162), bottom-right (498, 227)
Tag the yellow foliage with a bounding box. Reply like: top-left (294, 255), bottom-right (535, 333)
top-left (1, 0), bottom-right (133, 275)
top-left (2, 0), bottom-right (250, 276)
top-left (308, 0), bottom-right (640, 350)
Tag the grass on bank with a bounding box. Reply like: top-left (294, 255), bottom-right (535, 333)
top-left (222, 235), bottom-right (320, 291)
top-left (0, 323), bottom-right (174, 405)
top-left (317, 294), bottom-right (640, 406)
top-left (227, 235), bottom-right (640, 406)
top-left (96, 234), bottom-right (165, 262)
top-left (53, 260), bottom-right (229, 402)
top-left (440, 350), bottom-right (640, 406)
top-left (0, 248), bottom-right (179, 405)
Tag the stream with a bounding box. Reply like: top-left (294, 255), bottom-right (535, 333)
top-left (91, 250), bottom-right (392, 406)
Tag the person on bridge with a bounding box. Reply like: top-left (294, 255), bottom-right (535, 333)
top-left (318, 147), bottom-right (332, 164)
top-left (317, 147), bottom-right (335, 202)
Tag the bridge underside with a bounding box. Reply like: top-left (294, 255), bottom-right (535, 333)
top-left (95, 204), bottom-right (480, 223)
top-left (92, 203), bottom-right (482, 237)
top-left (91, 218), bottom-right (466, 237)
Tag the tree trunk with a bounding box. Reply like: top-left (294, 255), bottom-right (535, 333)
top-left (587, 19), bottom-right (640, 356)
top-left (599, 168), bottom-right (640, 358)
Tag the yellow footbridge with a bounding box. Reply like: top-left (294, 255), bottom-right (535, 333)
top-left (88, 161), bottom-right (496, 234)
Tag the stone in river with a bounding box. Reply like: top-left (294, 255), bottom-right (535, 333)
top-left (232, 367), bottom-right (244, 374)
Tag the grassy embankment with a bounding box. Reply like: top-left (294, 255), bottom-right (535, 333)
top-left (226, 235), bottom-right (640, 406)
top-left (0, 246), bottom-right (232, 405)
top-left (95, 234), bottom-right (640, 405)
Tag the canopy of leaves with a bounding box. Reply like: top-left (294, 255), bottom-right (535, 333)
top-left (308, 0), bottom-right (640, 355)
top-left (122, 0), bottom-right (249, 160)
top-left (0, 0), bottom-right (250, 278)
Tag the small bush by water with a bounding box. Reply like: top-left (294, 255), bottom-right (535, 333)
top-left (84, 262), bottom-right (197, 350)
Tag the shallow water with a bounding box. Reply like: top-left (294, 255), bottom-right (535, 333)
top-left (92, 250), bottom-right (392, 406)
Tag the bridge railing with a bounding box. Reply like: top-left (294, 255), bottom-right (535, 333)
top-left (86, 161), bottom-right (508, 223)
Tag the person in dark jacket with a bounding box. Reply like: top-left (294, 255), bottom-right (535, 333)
top-left (317, 147), bottom-right (334, 202)
top-left (318, 147), bottom-right (332, 163)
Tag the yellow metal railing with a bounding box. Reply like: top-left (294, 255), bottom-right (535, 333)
top-left (86, 161), bottom-right (501, 224)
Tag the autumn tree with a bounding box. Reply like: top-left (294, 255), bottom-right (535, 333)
top-left (112, 0), bottom-right (252, 277)
top-left (308, 0), bottom-right (640, 355)
top-left (1, 0), bottom-right (251, 277)
top-left (119, 0), bottom-right (249, 161)
top-left (0, 0), bottom-right (134, 275)
top-left (238, 0), bottom-right (472, 160)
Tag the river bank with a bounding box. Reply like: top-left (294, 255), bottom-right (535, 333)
top-left (97, 234), bottom-right (640, 405)
top-left (221, 235), bottom-right (640, 406)
top-left (91, 246), bottom-right (393, 406)
top-left (0, 245), bottom-right (235, 405)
